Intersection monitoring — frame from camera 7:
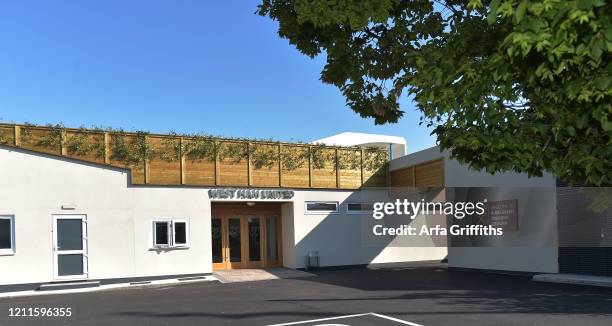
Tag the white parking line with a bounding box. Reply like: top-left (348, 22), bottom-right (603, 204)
top-left (369, 312), bottom-right (423, 325)
top-left (267, 313), bottom-right (371, 326)
top-left (267, 312), bottom-right (422, 326)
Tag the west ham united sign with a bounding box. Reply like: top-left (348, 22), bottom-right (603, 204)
top-left (208, 188), bottom-right (295, 200)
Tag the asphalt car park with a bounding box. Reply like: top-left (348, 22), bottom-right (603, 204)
top-left (1, 265), bottom-right (611, 326)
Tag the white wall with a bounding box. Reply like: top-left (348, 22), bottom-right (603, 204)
top-left (388, 146), bottom-right (443, 171)
top-left (0, 147), bottom-right (211, 286)
top-left (288, 190), bottom-right (447, 269)
top-left (447, 187), bottom-right (559, 273)
top-left (281, 202), bottom-right (296, 269)
top-left (389, 146), bottom-right (559, 274)
top-left (444, 155), bottom-right (556, 188)
top-left (444, 153), bottom-right (558, 273)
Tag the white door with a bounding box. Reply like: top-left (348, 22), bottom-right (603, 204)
top-left (52, 215), bottom-right (88, 280)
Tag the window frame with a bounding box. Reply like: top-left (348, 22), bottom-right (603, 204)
top-left (172, 220), bottom-right (190, 248)
top-left (152, 220), bottom-right (172, 248)
top-left (346, 202), bottom-right (374, 215)
top-left (151, 219), bottom-right (190, 249)
top-left (0, 215), bottom-right (15, 255)
top-left (304, 201), bottom-right (339, 215)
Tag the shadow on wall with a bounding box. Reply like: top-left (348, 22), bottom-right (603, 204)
top-left (293, 188), bottom-right (448, 269)
top-left (447, 187), bottom-right (558, 248)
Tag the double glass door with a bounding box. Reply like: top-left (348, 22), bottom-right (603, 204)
top-left (212, 215), bottom-right (280, 269)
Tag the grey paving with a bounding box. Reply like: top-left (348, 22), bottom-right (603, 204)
top-left (214, 268), bottom-right (315, 283)
top-left (1, 266), bottom-right (611, 326)
top-left (533, 273), bottom-right (612, 287)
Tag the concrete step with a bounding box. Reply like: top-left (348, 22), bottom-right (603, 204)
top-left (177, 276), bottom-right (209, 281)
top-left (533, 273), bottom-right (612, 288)
top-left (38, 280), bottom-right (101, 291)
top-left (129, 281), bottom-right (152, 285)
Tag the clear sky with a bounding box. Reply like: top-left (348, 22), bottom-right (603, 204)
top-left (0, 0), bottom-right (436, 153)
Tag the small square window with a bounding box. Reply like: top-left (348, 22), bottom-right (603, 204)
top-left (0, 215), bottom-right (15, 255)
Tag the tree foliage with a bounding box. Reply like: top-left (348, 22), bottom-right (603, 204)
top-left (258, 0), bottom-right (611, 185)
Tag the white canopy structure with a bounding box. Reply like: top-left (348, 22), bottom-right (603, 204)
top-left (313, 132), bottom-right (407, 159)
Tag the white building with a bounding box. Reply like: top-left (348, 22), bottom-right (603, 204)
top-left (1, 128), bottom-right (604, 293)
top-left (0, 129), bottom-right (440, 292)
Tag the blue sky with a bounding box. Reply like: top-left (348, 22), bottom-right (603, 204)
top-left (0, 0), bottom-right (436, 152)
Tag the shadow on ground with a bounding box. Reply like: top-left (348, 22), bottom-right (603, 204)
top-left (278, 265), bottom-right (612, 316)
top-left (2, 266), bottom-right (611, 325)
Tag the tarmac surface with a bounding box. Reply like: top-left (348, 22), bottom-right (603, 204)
top-left (1, 265), bottom-right (611, 326)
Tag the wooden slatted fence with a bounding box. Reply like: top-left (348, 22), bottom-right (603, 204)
top-left (390, 158), bottom-right (445, 187)
top-left (0, 123), bottom-right (389, 189)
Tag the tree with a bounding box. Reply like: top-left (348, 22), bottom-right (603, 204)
top-left (258, 0), bottom-right (611, 186)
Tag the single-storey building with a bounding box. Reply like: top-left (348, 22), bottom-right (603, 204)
top-left (0, 123), bottom-right (444, 292)
top-left (0, 123), bottom-right (608, 292)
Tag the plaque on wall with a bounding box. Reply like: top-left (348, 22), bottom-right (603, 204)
top-left (482, 199), bottom-right (519, 231)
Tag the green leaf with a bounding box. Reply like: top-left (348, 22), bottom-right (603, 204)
top-left (488, 0), bottom-right (501, 24)
top-left (591, 0), bottom-right (606, 6)
top-left (591, 42), bottom-right (603, 59)
top-left (468, 0), bottom-right (483, 10)
top-left (515, 0), bottom-right (528, 23)
top-left (577, 0), bottom-right (595, 10)
top-left (593, 77), bottom-right (610, 90)
top-left (575, 114), bottom-right (587, 129)
top-left (603, 25), bottom-right (612, 41)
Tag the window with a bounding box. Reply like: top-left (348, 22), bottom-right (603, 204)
top-left (152, 220), bottom-right (189, 248)
top-left (153, 221), bottom-right (171, 247)
top-left (305, 202), bottom-right (339, 214)
top-left (0, 215), bottom-right (14, 255)
top-left (173, 221), bottom-right (188, 247)
top-left (347, 202), bottom-right (374, 214)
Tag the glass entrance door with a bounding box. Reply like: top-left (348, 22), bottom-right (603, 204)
top-left (245, 217), bottom-right (263, 268)
top-left (211, 215), bottom-right (281, 270)
top-left (227, 218), bottom-right (243, 268)
top-left (211, 218), bottom-right (225, 269)
top-left (211, 217), bottom-right (246, 269)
